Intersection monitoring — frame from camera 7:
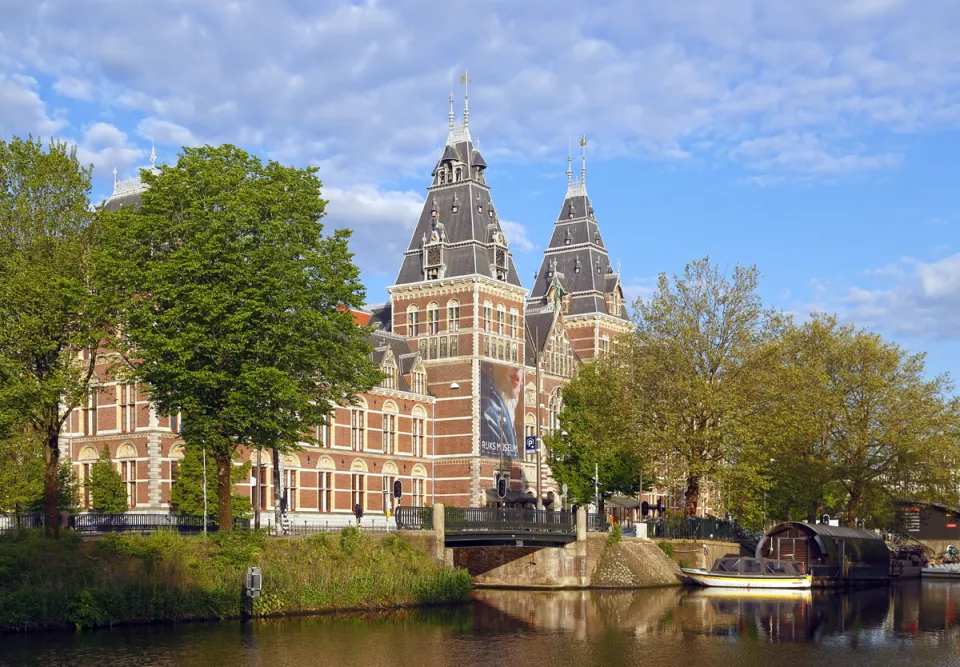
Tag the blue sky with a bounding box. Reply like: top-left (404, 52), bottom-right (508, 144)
top-left (2, 0), bottom-right (958, 382)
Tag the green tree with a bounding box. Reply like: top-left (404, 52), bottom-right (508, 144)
top-left (86, 445), bottom-right (128, 514)
top-left (0, 429), bottom-right (76, 515)
top-left (97, 144), bottom-right (380, 529)
top-left (0, 137), bottom-right (111, 536)
top-left (770, 315), bottom-right (960, 527)
top-left (546, 357), bottom-right (649, 505)
top-left (170, 443), bottom-right (252, 519)
top-left (628, 257), bottom-right (782, 515)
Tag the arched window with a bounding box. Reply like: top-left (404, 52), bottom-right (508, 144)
top-left (382, 402), bottom-right (398, 454)
top-left (427, 302), bottom-right (440, 335)
top-left (438, 170), bottom-right (446, 185)
top-left (351, 459), bottom-right (368, 512)
top-left (169, 443), bottom-right (185, 484)
top-left (406, 305), bottom-right (419, 337)
top-left (351, 398), bottom-right (367, 451)
top-left (509, 308), bottom-right (519, 338)
top-left (483, 301), bottom-right (492, 333)
top-left (78, 446), bottom-right (99, 509)
top-left (412, 464), bottom-right (428, 506)
top-left (548, 390), bottom-right (562, 435)
top-left (496, 304), bottom-right (506, 335)
top-left (447, 299), bottom-right (460, 332)
top-left (317, 456), bottom-right (335, 512)
top-left (455, 167), bottom-right (463, 182)
top-left (412, 405), bottom-right (427, 457)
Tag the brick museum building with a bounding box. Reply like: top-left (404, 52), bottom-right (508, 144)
top-left (64, 93), bottom-right (650, 526)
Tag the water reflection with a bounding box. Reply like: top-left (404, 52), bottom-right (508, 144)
top-left (6, 583), bottom-right (960, 666)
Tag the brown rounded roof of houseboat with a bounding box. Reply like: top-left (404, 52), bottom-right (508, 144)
top-left (769, 521), bottom-right (884, 541)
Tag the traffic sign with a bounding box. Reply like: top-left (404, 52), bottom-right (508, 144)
top-left (525, 435), bottom-right (537, 452)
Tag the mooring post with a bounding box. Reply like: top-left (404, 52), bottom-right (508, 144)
top-left (432, 503), bottom-right (445, 561)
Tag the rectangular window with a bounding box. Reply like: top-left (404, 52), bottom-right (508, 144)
top-left (382, 413), bottom-right (395, 454)
top-left (428, 308), bottom-right (439, 335)
top-left (413, 478), bottom-right (425, 506)
top-left (496, 309), bottom-right (505, 335)
top-left (320, 472), bottom-right (333, 512)
top-left (82, 463), bottom-right (92, 509)
top-left (510, 312), bottom-right (519, 338)
top-left (483, 305), bottom-right (492, 332)
top-left (317, 419), bottom-right (332, 447)
top-left (169, 412), bottom-right (180, 434)
top-left (351, 409), bottom-right (365, 451)
top-left (258, 467), bottom-right (269, 510)
top-left (352, 474), bottom-right (366, 513)
top-left (382, 475), bottom-right (395, 513)
top-left (120, 460), bottom-right (136, 509)
top-left (120, 384), bottom-right (136, 433)
top-left (283, 470), bottom-right (297, 511)
top-left (408, 310), bottom-right (419, 337)
top-left (483, 337), bottom-right (490, 357)
top-left (84, 389), bottom-right (98, 436)
top-left (412, 418), bottom-right (425, 457)
top-left (449, 303), bottom-right (460, 331)
top-left (171, 460), bottom-right (179, 482)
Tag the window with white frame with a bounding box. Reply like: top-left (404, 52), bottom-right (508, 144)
top-left (117, 447), bottom-right (137, 508)
top-left (448, 300), bottom-right (460, 332)
top-left (407, 305), bottom-right (420, 337)
top-left (412, 477), bottom-right (426, 506)
top-left (317, 414), bottom-right (333, 447)
top-left (119, 383), bottom-right (136, 433)
top-left (351, 474), bottom-right (366, 512)
top-left (412, 367), bottom-right (426, 394)
top-left (427, 302), bottom-right (440, 335)
top-left (283, 468), bottom-right (298, 511)
top-left (84, 387), bottom-right (98, 436)
top-left (483, 301), bottom-right (492, 332)
top-left (351, 406), bottom-right (366, 451)
top-left (381, 359), bottom-right (397, 389)
top-left (412, 407), bottom-right (427, 457)
top-left (382, 408), bottom-right (396, 454)
top-left (509, 309), bottom-right (519, 338)
top-left (319, 471), bottom-right (333, 512)
top-left (496, 304), bottom-right (505, 335)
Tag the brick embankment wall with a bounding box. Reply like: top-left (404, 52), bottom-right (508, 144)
top-left (591, 540), bottom-right (683, 588)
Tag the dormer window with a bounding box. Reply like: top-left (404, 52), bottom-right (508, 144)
top-left (412, 368), bottom-right (426, 394)
top-left (439, 171), bottom-right (446, 185)
top-left (381, 360), bottom-right (397, 390)
top-left (455, 167), bottom-right (463, 182)
top-left (565, 229), bottom-right (572, 245)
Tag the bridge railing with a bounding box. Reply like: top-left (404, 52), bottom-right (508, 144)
top-left (445, 508), bottom-right (576, 534)
top-left (642, 515), bottom-right (741, 541)
top-left (395, 506), bottom-right (433, 531)
top-left (587, 513), bottom-right (610, 532)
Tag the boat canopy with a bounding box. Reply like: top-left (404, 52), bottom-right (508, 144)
top-left (710, 557), bottom-right (803, 576)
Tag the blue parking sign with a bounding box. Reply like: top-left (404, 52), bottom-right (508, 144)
top-left (525, 435), bottom-right (537, 452)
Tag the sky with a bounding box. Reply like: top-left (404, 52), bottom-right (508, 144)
top-left (1, 0), bottom-right (958, 382)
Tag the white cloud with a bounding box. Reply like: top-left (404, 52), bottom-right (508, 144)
top-left (840, 253), bottom-right (960, 340)
top-left (322, 185), bottom-right (424, 276)
top-left (0, 74), bottom-right (64, 137)
top-left (136, 117), bottom-right (200, 148)
top-left (72, 122), bottom-right (145, 188)
top-left (622, 279), bottom-right (657, 305)
top-left (1, 0), bottom-right (959, 185)
top-left (500, 220), bottom-right (535, 253)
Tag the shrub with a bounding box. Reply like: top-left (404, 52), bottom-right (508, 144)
top-left (607, 523), bottom-right (623, 545)
top-left (657, 541), bottom-right (674, 558)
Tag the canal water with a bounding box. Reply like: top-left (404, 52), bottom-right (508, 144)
top-left (3, 582), bottom-right (960, 666)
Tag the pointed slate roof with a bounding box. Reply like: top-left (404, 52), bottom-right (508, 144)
top-left (393, 113), bottom-right (522, 288)
top-left (528, 177), bottom-right (628, 320)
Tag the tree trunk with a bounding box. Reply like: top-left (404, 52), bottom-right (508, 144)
top-left (44, 425), bottom-right (61, 538)
top-left (684, 476), bottom-right (700, 516)
top-left (216, 450), bottom-right (232, 531)
top-left (272, 448), bottom-right (284, 533)
top-left (846, 491), bottom-right (860, 527)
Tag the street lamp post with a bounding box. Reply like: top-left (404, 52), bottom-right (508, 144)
top-left (202, 442), bottom-right (208, 536)
top-left (524, 323), bottom-right (543, 510)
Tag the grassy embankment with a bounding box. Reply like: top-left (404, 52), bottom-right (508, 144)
top-left (0, 528), bottom-right (472, 632)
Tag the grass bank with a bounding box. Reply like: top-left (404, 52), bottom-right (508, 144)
top-left (0, 528), bottom-right (472, 632)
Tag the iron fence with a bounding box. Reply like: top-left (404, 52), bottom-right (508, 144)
top-left (587, 513), bottom-right (610, 532)
top-left (395, 506), bottom-right (433, 530)
top-left (642, 515), bottom-right (741, 541)
top-left (0, 513), bottom-right (44, 532)
top-left (280, 521), bottom-right (392, 536)
top-left (445, 507), bottom-right (576, 534)
top-left (69, 513), bottom-right (250, 533)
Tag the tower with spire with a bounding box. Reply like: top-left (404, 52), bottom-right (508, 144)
top-left (527, 135), bottom-right (632, 362)
top-left (384, 73), bottom-right (528, 507)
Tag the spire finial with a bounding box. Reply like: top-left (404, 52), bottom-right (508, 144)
top-left (448, 76), bottom-right (455, 131)
top-left (460, 69), bottom-right (470, 128)
top-left (150, 139), bottom-right (156, 168)
top-left (566, 136), bottom-right (573, 186)
top-left (580, 134), bottom-right (587, 186)
top-left (112, 167), bottom-right (117, 194)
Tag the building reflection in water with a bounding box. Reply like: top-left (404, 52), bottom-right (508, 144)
top-left (474, 581), bottom-right (960, 649)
